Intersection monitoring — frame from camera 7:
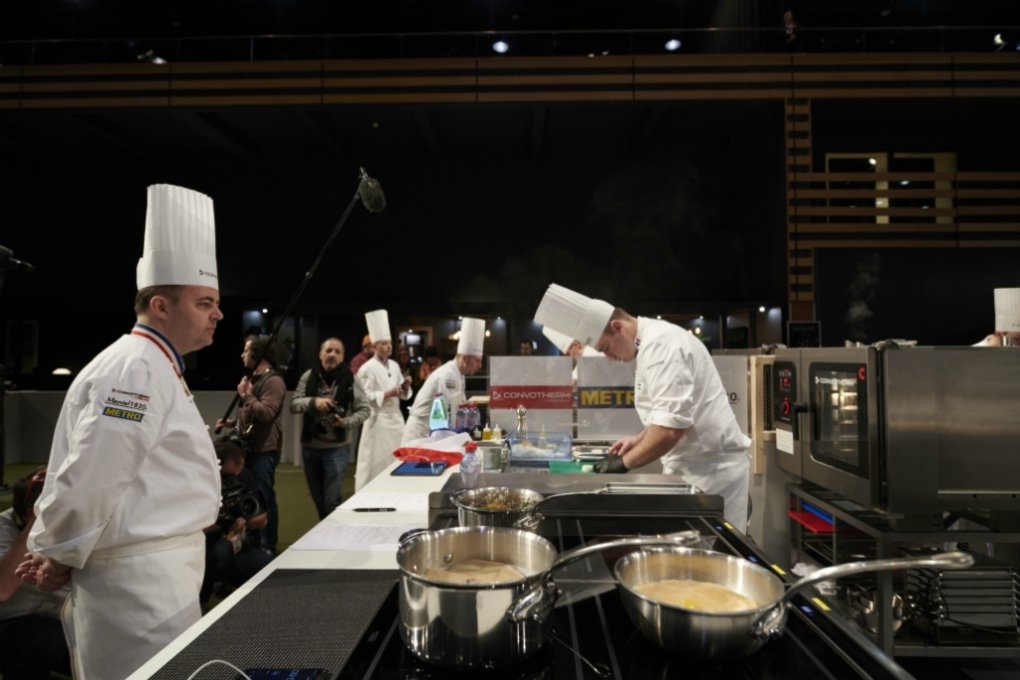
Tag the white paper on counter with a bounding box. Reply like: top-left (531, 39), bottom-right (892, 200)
top-left (290, 522), bottom-right (419, 552)
top-left (342, 492), bottom-right (429, 513)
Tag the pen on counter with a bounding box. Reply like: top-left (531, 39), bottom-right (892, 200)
top-left (353, 507), bottom-right (397, 512)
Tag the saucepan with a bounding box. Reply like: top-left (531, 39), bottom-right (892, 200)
top-left (396, 526), bottom-right (700, 669)
top-left (453, 483), bottom-right (698, 531)
top-left (612, 547), bottom-right (973, 659)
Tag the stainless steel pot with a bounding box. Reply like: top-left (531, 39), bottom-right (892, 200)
top-left (454, 485), bottom-right (641, 531)
top-left (396, 526), bottom-right (699, 669)
top-left (452, 486), bottom-right (545, 528)
top-left (613, 548), bottom-right (973, 659)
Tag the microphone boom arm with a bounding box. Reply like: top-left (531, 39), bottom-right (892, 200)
top-left (215, 175), bottom-right (374, 433)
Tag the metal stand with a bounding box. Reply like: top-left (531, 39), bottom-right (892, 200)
top-left (789, 482), bottom-right (1020, 659)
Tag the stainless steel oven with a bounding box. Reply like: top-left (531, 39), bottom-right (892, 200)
top-left (773, 346), bottom-right (1020, 521)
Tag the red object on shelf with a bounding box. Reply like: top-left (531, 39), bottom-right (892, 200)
top-left (788, 510), bottom-right (835, 534)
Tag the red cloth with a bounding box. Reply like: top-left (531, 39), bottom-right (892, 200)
top-left (393, 447), bottom-right (464, 466)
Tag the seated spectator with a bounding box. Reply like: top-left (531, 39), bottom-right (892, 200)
top-left (201, 440), bottom-right (274, 606)
top-left (0, 466), bottom-right (71, 680)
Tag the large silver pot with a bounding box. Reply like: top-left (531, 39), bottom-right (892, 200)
top-left (396, 526), bottom-right (698, 669)
top-left (613, 547), bottom-right (973, 659)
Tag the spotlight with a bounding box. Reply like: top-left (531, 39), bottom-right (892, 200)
top-left (52, 368), bottom-right (72, 376)
top-left (868, 157), bottom-right (877, 166)
top-left (758, 305), bottom-right (766, 313)
top-left (899, 180), bottom-right (910, 186)
top-left (492, 40), bottom-right (509, 54)
top-left (664, 39), bottom-right (682, 52)
top-left (993, 33), bottom-right (1006, 52)
top-left (261, 308), bottom-right (268, 314)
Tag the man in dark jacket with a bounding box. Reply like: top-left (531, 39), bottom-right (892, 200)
top-left (289, 337), bottom-right (371, 519)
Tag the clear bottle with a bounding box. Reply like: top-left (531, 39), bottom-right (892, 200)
top-left (454, 404), bottom-right (467, 432)
top-left (491, 424), bottom-right (502, 441)
top-left (429, 392), bottom-right (449, 431)
top-left (460, 442), bottom-right (481, 488)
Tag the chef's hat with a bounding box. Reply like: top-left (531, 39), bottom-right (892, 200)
top-left (365, 309), bottom-right (391, 343)
top-left (534, 283), bottom-right (615, 348)
top-left (541, 325), bottom-right (575, 354)
top-left (136, 184), bottom-right (218, 291)
top-left (458, 317), bottom-right (486, 356)
top-left (994, 288), bottom-right (1020, 332)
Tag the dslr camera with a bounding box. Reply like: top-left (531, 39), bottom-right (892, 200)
top-left (217, 473), bottom-right (264, 529)
top-left (314, 400), bottom-right (345, 438)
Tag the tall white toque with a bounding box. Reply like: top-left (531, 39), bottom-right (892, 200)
top-left (365, 309), bottom-right (391, 343)
top-left (541, 325), bottom-right (575, 354)
top-left (994, 288), bottom-right (1020, 332)
top-left (458, 317), bottom-right (486, 356)
top-left (136, 184), bottom-right (219, 291)
top-left (534, 283), bottom-right (614, 348)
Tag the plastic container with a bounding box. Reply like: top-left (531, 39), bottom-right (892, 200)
top-left (506, 432), bottom-right (572, 466)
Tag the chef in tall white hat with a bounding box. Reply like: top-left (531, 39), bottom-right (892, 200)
top-left (534, 283), bottom-right (752, 532)
top-left (541, 324), bottom-right (603, 382)
top-left (18, 184), bottom-right (224, 679)
top-left (401, 317), bottom-right (486, 443)
top-left (355, 309), bottom-right (413, 488)
top-left (974, 288), bottom-right (1020, 347)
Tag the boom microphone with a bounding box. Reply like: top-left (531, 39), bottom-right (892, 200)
top-left (0, 245), bottom-right (35, 274)
top-left (357, 167), bottom-right (386, 213)
top-left (215, 167), bottom-right (386, 433)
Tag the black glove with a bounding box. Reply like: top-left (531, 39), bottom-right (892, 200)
top-left (594, 455), bottom-right (628, 474)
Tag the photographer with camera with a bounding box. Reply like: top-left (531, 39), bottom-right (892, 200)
top-left (290, 337), bottom-right (371, 520)
top-left (202, 439), bottom-right (272, 607)
top-left (216, 334), bottom-right (286, 554)
top-left (0, 466), bottom-right (71, 680)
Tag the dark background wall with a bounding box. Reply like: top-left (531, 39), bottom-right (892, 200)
top-left (0, 101), bottom-right (787, 387)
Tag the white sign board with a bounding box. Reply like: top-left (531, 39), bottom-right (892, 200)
top-left (711, 355), bottom-right (749, 435)
top-left (488, 356), bottom-right (573, 436)
top-left (575, 357), bottom-right (642, 440)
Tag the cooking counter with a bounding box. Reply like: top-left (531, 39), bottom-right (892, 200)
top-left (127, 462), bottom-right (914, 680)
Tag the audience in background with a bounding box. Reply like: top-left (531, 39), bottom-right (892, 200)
top-left (349, 334), bottom-right (374, 375)
top-left (0, 467), bottom-right (71, 680)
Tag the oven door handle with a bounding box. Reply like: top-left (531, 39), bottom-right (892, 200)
top-left (791, 402), bottom-right (809, 440)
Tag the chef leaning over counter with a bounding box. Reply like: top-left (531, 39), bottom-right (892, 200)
top-left (15, 184), bottom-right (224, 680)
top-left (402, 317), bottom-right (485, 443)
top-left (535, 283), bottom-right (751, 532)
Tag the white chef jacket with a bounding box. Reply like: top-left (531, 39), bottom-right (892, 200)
top-left (401, 359), bottom-right (464, 444)
top-left (356, 356), bottom-right (412, 489)
top-left (633, 317), bottom-right (751, 531)
top-left (28, 323), bottom-right (220, 680)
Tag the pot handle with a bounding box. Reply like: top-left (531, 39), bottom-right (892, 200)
top-left (507, 579), bottom-right (558, 623)
top-left (777, 551), bottom-right (973, 607)
top-left (547, 530), bottom-right (701, 576)
top-left (751, 550), bottom-right (974, 636)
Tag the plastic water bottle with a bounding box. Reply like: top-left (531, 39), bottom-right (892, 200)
top-left (460, 442), bottom-right (481, 488)
top-left (429, 392), bottom-right (449, 431)
top-left (455, 404), bottom-right (468, 432)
